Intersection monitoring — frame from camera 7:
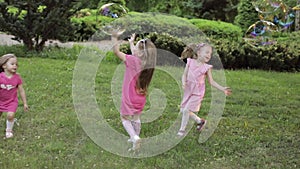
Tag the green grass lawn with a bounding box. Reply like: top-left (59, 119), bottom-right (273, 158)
top-left (0, 57), bottom-right (299, 169)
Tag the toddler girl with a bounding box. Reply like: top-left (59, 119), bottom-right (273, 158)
top-left (0, 54), bottom-right (28, 138)
top-left (111, 33), bottom-right (157, 151)
top-left (178, 43), bottom-right (231, 136)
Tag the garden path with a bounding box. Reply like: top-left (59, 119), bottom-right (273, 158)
top-left (0, 33), bottom-right (114, 50)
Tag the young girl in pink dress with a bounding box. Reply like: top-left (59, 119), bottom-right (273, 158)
top-left (0, 54), bottom-right (28, 138)
top-left (177, 43), bottom-right (232, 136)
top-left (111, 33), bottom-right (157, 151)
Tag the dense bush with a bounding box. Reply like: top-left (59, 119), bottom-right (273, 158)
top-left (189, 18), bottom-right (243, 40)
top-left (212, 36), bottom-right (300, 72)
top-left (70, 8), bottom-right (114, 41)
top-left (70, 11), bottom-right (206, 41)
top-left (234, 0), bottom-right (258, 32)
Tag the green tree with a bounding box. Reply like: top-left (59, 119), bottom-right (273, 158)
top-left (0, 0), bottom-right (81, 51)
top-left (181, 0), bottom-right (239, 22)
top-left (234, 0), bottom-right (258, 32)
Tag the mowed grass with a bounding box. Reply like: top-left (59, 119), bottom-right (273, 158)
top-left (0, 57), bottom-right (299, 169)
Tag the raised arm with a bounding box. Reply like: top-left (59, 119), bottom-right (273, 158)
top-left (206, 68), bottom-right (232, 96)
top-left (111, 32), bottom-right (126, 61)
top-left (128, 33), bottom-right (136, 55)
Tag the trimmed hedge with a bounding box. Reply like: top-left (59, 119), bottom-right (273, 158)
top-left (212, 36), bottom-right (300, 72)
top-left (70, 11), bottom-right (205, 41)
top-left (189, 18), bottom-right (243, 40)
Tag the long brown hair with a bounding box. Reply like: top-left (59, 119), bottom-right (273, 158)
top-left (0, 53), bottom-right (16, 73)
top-left (136, 39), bottom-right (157, 95)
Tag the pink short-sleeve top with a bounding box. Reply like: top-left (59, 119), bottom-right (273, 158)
top-left (0, 72), bottom-right (23, 112)
top-left (186, 58), bottom-right (212, 96)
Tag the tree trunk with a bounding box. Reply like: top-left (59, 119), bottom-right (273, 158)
top-left (23, 37), bottom-right (34, 50)
top-left (36, 39), bottom-right (47, 52)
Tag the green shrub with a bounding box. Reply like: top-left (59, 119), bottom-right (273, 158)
top-left (70, 11), bottom-right (205, 41)
top-left (0, 45), bottom-right (28, 58)
top-left (103, 51), bottom-right (122, 64)
top-left (70, 8), bottom-right (114, 41)
top-left (212, 37), bottom-right (299, 72)
top-left (189, 18), bottom-right (243, 40)
top-left (0, 45), bottom-right (82, 60)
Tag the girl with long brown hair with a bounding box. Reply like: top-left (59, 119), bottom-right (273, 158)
top-left (111, 33), bottom-right (157, 151)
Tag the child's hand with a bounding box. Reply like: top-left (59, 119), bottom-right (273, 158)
top-left (224, 87), bottom-right (232, 96)
top-left (24, 104), bottom-right (29, 112)
top-left (111, 29), bottom-right (124, 38)
top-left (128, 33), bottom-right (136, 43)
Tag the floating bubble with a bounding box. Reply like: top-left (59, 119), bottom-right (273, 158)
top-left (99, 3), bottom-right (128, 35)
top-left (244, 20), bottom-right (277, 47)
top-left (99, 3), bottom-right (127, 18)
top-left (253, 0), bottom-right (282, 14)
top-left (245, 0), bottom-right (298, 47)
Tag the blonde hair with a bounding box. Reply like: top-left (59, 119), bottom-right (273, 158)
top-left (180, 43), bottom-right (211, 60)
top-left (0, 53), bottom-right (17, 72)
top-left (136, 39), bottom-right (157, 95)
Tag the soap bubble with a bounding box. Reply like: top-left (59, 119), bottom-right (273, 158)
top-left (99, 3), bottom-right (127, 18)
top-left (99, 3), bottom-right (128, 35)
top-left (244, 20), bottom-right (277, 47)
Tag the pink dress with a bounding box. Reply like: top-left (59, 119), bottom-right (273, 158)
top-left (0, 72), bottom-right (23, 112)
top-left (120, 55), bottom-right (146, 116)
top-left (181, 58), bottom-right (212, 112)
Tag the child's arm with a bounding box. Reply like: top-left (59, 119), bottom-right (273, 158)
top-left (182, 63), bottom-right (189, 88)
top-left (207, 68), bottom-right (232, 96)
top-left (128, 33), bottom-right (136, 55)
top-left (111, 32), bottom-right (126, 61)
top-left (18, 84), bottom-right (29, 112)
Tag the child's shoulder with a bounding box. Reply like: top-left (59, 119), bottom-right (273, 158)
top-left (13, 73), bottom-right (22, 79)
top-left (203, 63), bottom-right (213, 71)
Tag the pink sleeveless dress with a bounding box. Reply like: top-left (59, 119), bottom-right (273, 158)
top-left (0, 72), bottom-right (23, 112)
top-left (120, 55), bottom-right (146, 116)
top-left (180, 58), bottom-right (212, 112)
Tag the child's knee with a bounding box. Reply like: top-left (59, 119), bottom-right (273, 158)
top-left (121, 115), bottom-right (131, 121)
top-left (132, 115), bottom-right (140, 121)
top-left (181, 108), bottom-right (190, 114)
top-left (7, 112), bottom-right (15, 121)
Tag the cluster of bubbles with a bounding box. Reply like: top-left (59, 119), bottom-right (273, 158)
top-left (244, 0), bottom-right (299, 47)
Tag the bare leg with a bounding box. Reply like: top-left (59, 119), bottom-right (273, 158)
top-left (6, 112), bottom-right (15, 138)
top-left (179, 108), bottom-right (190, 132)
top-left (189, 112), bottom-right (201, 124)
